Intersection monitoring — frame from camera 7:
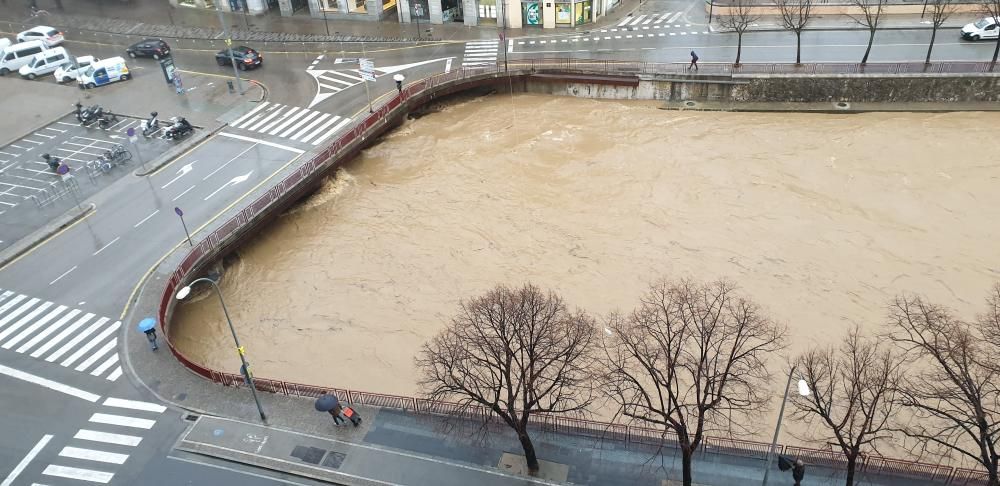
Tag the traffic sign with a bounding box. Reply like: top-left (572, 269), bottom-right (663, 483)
top-left (127, 127), bottom-right (137, 144)
top-left (56, 163), bottom-right (69, 175)
top-left (174, 207), bottom-right (183, 217)
top-left (359, 58), bottom-right (376, 82)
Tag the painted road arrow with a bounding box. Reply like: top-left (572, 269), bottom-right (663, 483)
top-left (161, 161), bottom-right (196, 189)
top-left (306, 57), bottom-right (454, 109)
top-left (204, 170), bottom-right (253, 201)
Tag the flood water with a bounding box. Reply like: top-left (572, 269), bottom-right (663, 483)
top-left (171, 94), bottom-right (1000, 399)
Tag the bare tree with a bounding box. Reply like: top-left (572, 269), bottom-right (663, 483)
top-left (791, 326), bottom-right (903, 486)
top-left (886, 292), bottom-right (1000, 485)
top-left (850, 0), bottom-right (887, 64)
top-left (602, 278), bottom-right (786, 486)
top-left (776, 0), bottom-right (814, 64)
top-left (416, 283), bottom-right (597, 474)
top-left (717, 0), bottom-right (760, 65)
top-left (983, 0), bottom-right (1000, 67)
top-left (925, 0), bottom-right (957, 64)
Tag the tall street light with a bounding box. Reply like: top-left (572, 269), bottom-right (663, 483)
top-left (214, 3), bottom-right (245, 95)
top-left (762, 367), bottom-right (810, 486)
top-left (176, 277), bottom-right (266, 423)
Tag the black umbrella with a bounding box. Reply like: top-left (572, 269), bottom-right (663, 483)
top-left (314, 394), bottom-right (340, 412)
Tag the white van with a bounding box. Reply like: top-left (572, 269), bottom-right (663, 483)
top-left (961, 17), bottom-right (1000, 41)
top-left (19, 47), bottom-right (69, 80)
top-left (0, 39), bottom-right (11, 52)
top-left (0, 40), bottom-right (48, 76)
top-left (77, 56), bottom-right (131, 88)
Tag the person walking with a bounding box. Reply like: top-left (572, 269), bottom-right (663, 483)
top-left (688, 51), bottom-right (699, 71)
top-left (328, 404), bottom-right (346, 425)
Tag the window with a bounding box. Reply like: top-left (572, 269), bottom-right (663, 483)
top-left (23, 47), bottom-right (42, 57)
top-left (4, 53), bottom-right (13, 61)
top-left (46, 29), bottom-right (58, 36)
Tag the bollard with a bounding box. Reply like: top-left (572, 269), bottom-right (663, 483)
top-left (227, 80), bottom-right (234, 93)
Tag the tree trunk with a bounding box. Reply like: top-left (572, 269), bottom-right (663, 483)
top-left (845, 453), bottom-right (858, 486)
top-left (861, 28), bottom-right (876, 64)
top-left (992, 35), bottom-right (1000, 70)
top-left (518, 432), bottom-right (540, 473)
top-left (682, 446), bottom-right (694, 486)
top-left (795, 30), bottom-right (802, 64)
top-left (988, 462), bottom-right (999, 486)
top-left (925, 24), bottom-right (937, 64)
top-left (735, 31), bottom-right (743, 65)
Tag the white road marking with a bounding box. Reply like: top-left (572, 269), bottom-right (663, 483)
top-left (172, 185), bottom-right (196, 201)
top-left (133, 209), bottom-right (159, 228)
top-left (0, 297), bottom-right (39, 327)
top-left (62, 322), bottom-right (121, 368)
top-left (204, 171), bottom-right (253, 201)
top-left (247, 104), bottom-right (287, 131)
top-left (103, 397), bottom-right (167, 413)
top-left (90, 354), bottom-right (119, 376)
top-left (311, 117), bottom-right (353, 146)
top-left (106, 367), bottom-right (123, 381)
top-left (42, 465), bottom-right (114, 484)
top-left (161, 162), bottom-right (196, 189)
top-left (93, 237), bottom-right (121, 256)
top-left (259, 106), bottom-right (301, 133)
top-left (229, 101), bottom-right (270, 127)
top-left (49, 267), bottom-right (77, 286)
top-left (202, 143), bottom-right (259, 181)
top-left (0, 364), bottom-right (100, 402)
top-left (445, 58), bottom-right (452, 72)
top-left (0, 301), bottom-right (52, 340)
top-left (218, 132), bottom-right (305, 154)
top-left (74, 338), bottom-right (118, 371)
top-left (74, 429), bottom-right (142, 447)
top-left (25, 312), bottom-right (93, 356)
top-left (59, 447), bottom-right (129, 465)
top-left (290, 113), bottom-right (330, 141)
top-left (3, 435), bottom-right (53, 486)
top-left (667, 11), bottom-right (683, 23)
top-left (1, 305), bottom-right (66, 349)
top-left (89, 413), bottom-right (156, 430)
top-left (298, 116), bottom-right (341, 144)
top-left (45, 317), bottom-right (109, 362)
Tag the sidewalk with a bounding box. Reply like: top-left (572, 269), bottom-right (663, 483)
top-left (123, 252), bottom-right (942, 486)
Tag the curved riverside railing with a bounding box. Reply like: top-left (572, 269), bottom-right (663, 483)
top-left (159, 60), bottom-right (995, 486)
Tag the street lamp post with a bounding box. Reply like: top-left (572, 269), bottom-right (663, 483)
top-left (176, 278), bottom-right (267, 423)
top-left (214, 3), bottom-right (245, 95)
top-left (762, 367), bottom-right (810, 486)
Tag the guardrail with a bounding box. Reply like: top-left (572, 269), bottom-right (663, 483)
top-left (158, 60), bottom-right (994, 486)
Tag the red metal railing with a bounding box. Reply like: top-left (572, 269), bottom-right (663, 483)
top-left (157, 60), bottom-right (996, 484)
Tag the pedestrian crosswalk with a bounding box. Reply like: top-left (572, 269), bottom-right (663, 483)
top-left (40, 397), bottom-right (166, 484)
top-left (0, 289), bottom-right (123, 381)
top-left (228, 102), bottom-right (353, 146)
top-left (617, 11), bottom-right (684, 27)
top-left (463, 40), bottom-right (499, 67)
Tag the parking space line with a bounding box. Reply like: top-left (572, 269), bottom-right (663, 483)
top-left (56, 122), bottom-right (79, 127)
top-left (30, 133), bottom-right (55, 139)
top-left (72, 136), bottom-right (119, 145)
top-left (116, 120), bottom-right (138, 132)
top-left (0, 151), bottom-right (18, 157)
top-left (43, 127), bottom-right (66, 133)
top-left (10, 145), bottom-right (29, 149)
top-left (108, 119), bottom-right (130, 131)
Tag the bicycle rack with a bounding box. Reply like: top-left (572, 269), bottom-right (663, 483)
top-left (29, 175), bottom-right (80, 209)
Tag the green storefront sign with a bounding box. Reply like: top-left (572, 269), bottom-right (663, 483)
top-left (523, 2), bottom-right (539, 25)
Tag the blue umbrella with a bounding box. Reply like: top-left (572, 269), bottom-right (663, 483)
top-left (137, 317), bottom-right (156, 333)
top-left (314, 394), bottom-right (340, 412)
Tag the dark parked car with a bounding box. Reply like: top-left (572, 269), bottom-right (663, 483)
top-left (216, 46), bottom-right (262, 71)
top-left (126, 39), bottom-right (170, 60)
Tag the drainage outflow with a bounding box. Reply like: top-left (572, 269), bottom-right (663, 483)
top-left (835, 101), bottom-right (851, 110)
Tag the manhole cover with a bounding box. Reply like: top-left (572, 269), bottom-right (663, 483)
top-left (322, 451), bottom-right (347, 469)
top-left (291, 445), bottom-right (327, 465)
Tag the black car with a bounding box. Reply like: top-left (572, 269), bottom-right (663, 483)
top-left (126, 39), bottom-right (170, 60)
top-left (216, 46), bottom-right (263, 71)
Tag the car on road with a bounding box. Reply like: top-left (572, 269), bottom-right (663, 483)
top-left (961, 17), bottom-right (999, 41)
top-left (54, 55), bottom-right (99, 83)
top-left (126, 39), bottom-right (170, 60)
top-left (16, 26), bottom-right (63, 47)
top-left (215, 46), bottom-right (263, 70)
top-left (78, 57), bottom-right (131, 88)
top-left (18, 46), bottom-right (69, 80)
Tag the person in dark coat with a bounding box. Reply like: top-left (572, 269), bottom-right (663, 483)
top-left (688, 50), bottom-right (699, 71)
top-left (328, 404), bottom-right (345, 425)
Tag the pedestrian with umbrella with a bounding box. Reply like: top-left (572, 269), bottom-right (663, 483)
top-left (137, 317), bottom-right (158, 351)
top-left (315, 394), bottom-right (345, 425)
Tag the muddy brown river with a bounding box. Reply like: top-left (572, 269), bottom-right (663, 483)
top-left (171, 94), bottom-right (1000, 400)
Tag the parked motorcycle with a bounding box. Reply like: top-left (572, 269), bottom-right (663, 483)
top-left (97, 111), bottom-right (119, 130)
top-left (140, 111), bottom-right (159, 137)
top-left (164, 117), bottom-right (193, 140)
top-left (75, 102), bottom-right (104, 126)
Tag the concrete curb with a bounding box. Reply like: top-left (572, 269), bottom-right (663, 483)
top-left (0, 203), bottom-right (96, 270)
top-left (0, 109), bottom-right (75, 148)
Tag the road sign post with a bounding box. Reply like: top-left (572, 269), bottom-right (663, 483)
top-left (360, 58), bottom-right (375, 114)
top-left (127, 127), bottom-right (146, 170)
top-left (175, 206), bottom-right (193, 247)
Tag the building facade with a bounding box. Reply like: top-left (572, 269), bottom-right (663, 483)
top-left (169, 0), bottom-right (615, 27)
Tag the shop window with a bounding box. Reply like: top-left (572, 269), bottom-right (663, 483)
top-left (521, 1), bottom-right (540, 25)
top-left (575, 0), bottom-right (591, 24)
top-left (383, 0), bottom-right (396, 10)
top-left (555, 2), bottom-right (571, 24)
top-left (323, 0), bottom-right (339, 9)
top-left (350, 0), bottom-right (366, 13)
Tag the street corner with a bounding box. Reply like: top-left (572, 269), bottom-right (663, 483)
top-left (155, 71), bottom-right (265, 129)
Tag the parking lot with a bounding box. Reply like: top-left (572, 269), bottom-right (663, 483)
top-left (0, 110), bottom-right (180, 249)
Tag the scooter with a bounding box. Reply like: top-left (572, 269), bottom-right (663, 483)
top-left (75, 102), bottom-right (104, 125)
top-left (97, 111), bottom-right (119, 130)
top-left (140, 111), bottom-right (159, 137)
top-left (164, 117), bottom-right (193, 140)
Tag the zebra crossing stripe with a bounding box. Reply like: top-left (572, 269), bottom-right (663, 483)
top-left (89, 413), bottom-right (156, 430)
top-left (103, 398), bottom-right (167, 413)
top-left (106, 367), bottom-right (123, 381)
top-left (318, 74), bottom-right (355, 87)
top-left (279, 111), bottom-right (321, 138)
top-left (299, 116), bottom-right (341, 144)
top-left (0, 294), bottom-right (26, 315)
top-left (290, 113), bottom-right (330, 142)
top-left (2, 305), bottom-right (67, 350)
top-left (26, 312), bottom-right (92, 357)
top-left (58, 447), bottom-right (129, 465)
top-left (0, 297), bottom-right (40, 330)
top-left (667, 11), bottom-right (683, 23)
top-left (74, 430), bottom-right (142, 447)
top-left (229, 101), bottom-right (270, 127)
top-left (268, 109), bottom-right (309, 136)
top-left (247, 105), bottom-right (287, 132)
top-left (61, 321), bottom-right (121, 368)
top-left (44, 317), bottom-right (109, 363)
top-left (0, 301), bottom-right (53, 342)
top-left (0, 290), bottom-right (14, 303)
top-left (74, 338), bottom-right (117, 372)
top-left (259, 106), bottom-right (300, 133)
top-left (311, 117), bottom-right (353, 146)
top-left (42, 465), bottom-right (113, 484)
top-left (90, 354), bottom-right (119, 377)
